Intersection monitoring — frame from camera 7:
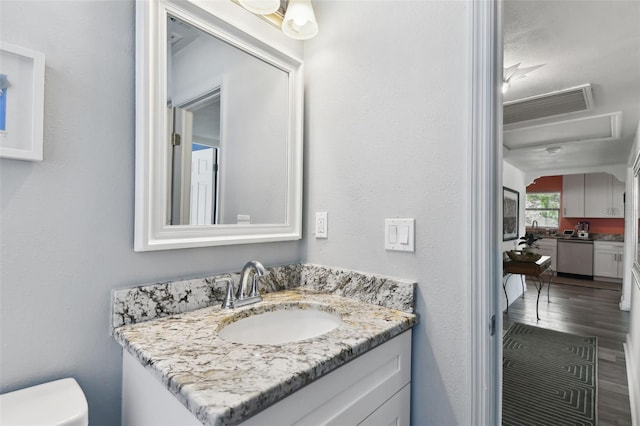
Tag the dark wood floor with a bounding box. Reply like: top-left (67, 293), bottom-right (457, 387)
top-left (503, 279), bottom-right (632, 426)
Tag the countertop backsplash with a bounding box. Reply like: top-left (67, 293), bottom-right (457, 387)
top-left (111, 263), bottom-right (416, 330)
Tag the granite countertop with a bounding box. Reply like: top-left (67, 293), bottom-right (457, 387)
top-left (531, 233), bottom-right (624, 242)
top-left (113, 287), bottom-right (417, 425)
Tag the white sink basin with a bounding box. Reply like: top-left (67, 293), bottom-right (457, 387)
top-left (218, 305), bottom-right (342, 345)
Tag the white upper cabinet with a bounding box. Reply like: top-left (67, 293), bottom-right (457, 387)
top-left (611, 176), bottom-right (625, 218)
top-left (563, 173), bottom-right (625, 219)
top-left (584, 173), bottom-right (624, 218)
top-left (562, 174), bottom-right (585, 217)
top-left (585, 173), bottom-right (609, 217)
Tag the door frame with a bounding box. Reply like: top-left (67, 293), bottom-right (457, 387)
top-left (470, 0), bottom-right (503, 424)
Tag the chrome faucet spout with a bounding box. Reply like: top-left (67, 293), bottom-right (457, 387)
top-left (235, 260), bottom-right (266, 306)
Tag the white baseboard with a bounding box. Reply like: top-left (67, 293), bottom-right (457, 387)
top-left (620, 300), bottom-right (631, 311)
top-left (624, 337), bottom-right (639, 426)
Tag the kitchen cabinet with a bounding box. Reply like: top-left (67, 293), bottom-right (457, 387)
top-left (611, 177), bottom-right (625, 217)
top-left (562, 174), bottom-right (585, 217)
top-left (530, 238), bottom-right (557, 271)
top-left (584, 173), bottom-right (625, 218)
top-left (593, 241), bottom-right (624, 280)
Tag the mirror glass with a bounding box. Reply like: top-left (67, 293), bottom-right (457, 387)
top-left (134, 0), bottom-right (303, 251)
top-left (167, 15), bottom-right (288, 226)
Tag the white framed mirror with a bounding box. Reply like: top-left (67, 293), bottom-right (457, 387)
top-left (135, 0), bottom-right (303, 251)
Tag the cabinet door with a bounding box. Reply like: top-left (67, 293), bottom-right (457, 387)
top-left (536, 239), bottom-right (557, 270)
top-left (593, 249), bottom-right (618, 278)
top-left (360, 384), bottom-right (410, 426)
top-left (562, 174), bottom-right (585, 217)
top-left (615, 249), bottom-right (624, 278)
top-left (610, 177), bottom-right (625, 218)
top-left (584, 173), bottom-right (609, 217)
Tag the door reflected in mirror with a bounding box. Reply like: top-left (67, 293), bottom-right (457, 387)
top-left (167, 14), bottom-right (289, 226)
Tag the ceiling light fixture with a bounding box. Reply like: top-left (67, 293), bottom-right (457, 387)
top-left (282, 0), bottom-right (318, 40)
top-left (238, 0), bottom-right (280, 15)
top-left (236, 0), bottom-right (319, 40)
top-left (503, 62), bottom-right (545, 94)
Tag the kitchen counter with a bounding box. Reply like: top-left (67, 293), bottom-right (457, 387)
top-left (112, 264), bottom-right (417, 425)
top-left (528, 233), bottom-right (623, 242)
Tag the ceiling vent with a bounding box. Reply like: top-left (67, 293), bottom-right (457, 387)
top-left (504, 84), bottom-right (594, 125)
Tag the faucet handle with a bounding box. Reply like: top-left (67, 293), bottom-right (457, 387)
top-left (217, 277), bottom-right (234, 309)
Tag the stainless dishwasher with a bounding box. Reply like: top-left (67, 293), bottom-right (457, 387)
top-left (557, 238), bottom-right (594, 277)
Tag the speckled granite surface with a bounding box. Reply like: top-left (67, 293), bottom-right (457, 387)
top-left (111, 264), bottom-right (415, 328)
top-left (589, 233), bottom-right (624, 242)
top-left (301, 264), bottom-right (415, 312)
top-left (534, 233), bottom-right (624, 242)
top-left (114, 288), bottom-right (417, 426)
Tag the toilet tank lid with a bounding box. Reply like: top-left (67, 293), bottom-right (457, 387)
top-left (0, 378), bottom-right (88, 426)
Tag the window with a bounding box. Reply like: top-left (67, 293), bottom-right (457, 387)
top-left (525, 192), bottom-right (560, 228)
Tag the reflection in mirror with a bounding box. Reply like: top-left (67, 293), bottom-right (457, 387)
top-left (134, 0), bottom-right (303, 251)
top-left (167, 14), bottom-right (288, 226)
top-left (170, 89), bottom-right (221, 225)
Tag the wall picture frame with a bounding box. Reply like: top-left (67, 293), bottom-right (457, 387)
top-left (0, 41), bottom-right (45, 161)
top-left (503, 187), bottom-right (519, 241)
top-left (632, 151), bottom-right (640, 290)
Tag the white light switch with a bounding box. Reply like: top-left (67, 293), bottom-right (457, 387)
top-left (315, 212), bottom-right (328, 238)
top-left (398, 225), bottom-right (410, 244)
top-left (385, 219), bottom-right (415, 252)
top-left (389, 225), bottom-right (398, 244)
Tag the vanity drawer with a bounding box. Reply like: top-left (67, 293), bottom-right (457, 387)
top-left (243, 330), bottom-right (412, 425)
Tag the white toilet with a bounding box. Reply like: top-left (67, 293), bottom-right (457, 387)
top-left (0, 378), bottom-right (88, 426)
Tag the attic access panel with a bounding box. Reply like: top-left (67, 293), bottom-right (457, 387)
top-left (504, 84), bottom-right (593, 125)
top-left (503, 112), bottom-right (620, 150)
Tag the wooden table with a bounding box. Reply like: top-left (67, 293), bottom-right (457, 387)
top-left (503, 255), bottom-right (553, 320)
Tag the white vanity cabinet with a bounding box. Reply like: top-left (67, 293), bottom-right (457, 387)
top-left (593, 241), bottom-right (624, 280)
top-left (531, 238), bottom-right (557, 271)
top-left (584, 173), bottom-right (625, 218)
top-left (562, 174), bottom-right (585, 217)
top-left (122, 331), bottom-right (412, 426)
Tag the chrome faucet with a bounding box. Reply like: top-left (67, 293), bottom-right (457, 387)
top-left (532, 220), bottom-right (539, 230)
top-left (220, 260), bottom-right (266, 309)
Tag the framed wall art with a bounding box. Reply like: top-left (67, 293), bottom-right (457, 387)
top-left (0, 41), bottom-right (45, 161)
top-left (503, 187), bottom-right (519, 241)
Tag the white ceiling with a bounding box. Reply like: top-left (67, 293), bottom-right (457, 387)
top-left (502, 0), bottom-right (640, 182)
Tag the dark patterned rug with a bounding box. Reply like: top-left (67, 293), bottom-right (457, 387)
top-left (503, 323), bottom-right (598, 425)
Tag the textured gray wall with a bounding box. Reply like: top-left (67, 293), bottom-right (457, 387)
top-left (0, 2), bottom-right (301, 425)
top-left (302, 2), bottom-right (473, 424)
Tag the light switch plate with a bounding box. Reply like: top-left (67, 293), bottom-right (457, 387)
top-left (385, 219), bottom-right (415, 252)
top-left (315, 212), bottom-right (328, 238)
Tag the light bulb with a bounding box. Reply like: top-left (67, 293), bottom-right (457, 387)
top-left (282, 0), bottom-right (318, 40)
top-left (293, 17), bottom-right (308, 28)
